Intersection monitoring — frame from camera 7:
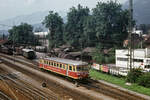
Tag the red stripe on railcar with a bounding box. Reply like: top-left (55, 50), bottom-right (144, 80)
top-left (68, 71), bottom-right (78, 79)
top-left (43, 64), bottom-right (66, 76)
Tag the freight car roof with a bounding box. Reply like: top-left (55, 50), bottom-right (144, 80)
top-left (44, 57), bottom-right (88, 66)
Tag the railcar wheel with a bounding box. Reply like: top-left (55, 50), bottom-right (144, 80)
top-left (42, 82), bottom-right (47, 87)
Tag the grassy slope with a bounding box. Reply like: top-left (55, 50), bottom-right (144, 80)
top-left (90, 69), bottom-right (150, 96)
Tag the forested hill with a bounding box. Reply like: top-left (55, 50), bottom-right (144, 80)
top-left (0, 10), bottom-right (66, 30)
top-left (124, 0), bottom-right (150, 24)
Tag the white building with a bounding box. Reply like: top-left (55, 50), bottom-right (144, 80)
top-left (34, 31), bottom-right (49, 50)
top-left (132, 29), bottom-right (143, 36)
top-left (116, 48), bottom-right (150, 71)
top-left (34, 32), bottom-right (48, 38)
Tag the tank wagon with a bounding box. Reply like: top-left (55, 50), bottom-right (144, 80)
top-left (22, 49), bottom-right (36, 59)
top-left (39, 57), bottom-right (89, 80)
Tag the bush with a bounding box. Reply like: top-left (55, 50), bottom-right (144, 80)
top-left (138, 72), bottom-right (150, 88)
top-left (126, 68), bottom-right (143, 83)
top-left (92, 51), bottom-right (105, 64)
top-left (106, 56), bottom-right (115, 63)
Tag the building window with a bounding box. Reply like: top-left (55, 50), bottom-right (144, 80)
top-left (117, 57), bottom-right (128, 61)
top-left (147, 60), bottom-right (150, 63)
top-left (145, 65), bottom-right (150, 68)
top-left (133, 59), bottom-right (143, 62)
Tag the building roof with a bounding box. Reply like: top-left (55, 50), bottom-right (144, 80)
top-left (22, 49), bottom-right (34, 52)
top-left (44, 57), bottom-right (88, 66)
top-left (34, 32), bottom-right (48, 36)
top-left (83, 47), bottom-right (96, 53)
top-left (0, 39), bottom-right (8, 45)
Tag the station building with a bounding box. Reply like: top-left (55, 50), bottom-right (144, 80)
top-left (116, 48), bottom-right (150, 71)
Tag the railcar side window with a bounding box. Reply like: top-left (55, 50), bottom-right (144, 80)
top-left (60, 64), bottom-right (62, 68)
top-left (45, 61), bottom-right (47, 64)
top-left (72, 66), bottom-right (75, 72)
top-left (63, 64), bottom-right (65, 69)
top-left (40, 59), bottom-right (42, 63)
top-left (54, 62), bottom-right (56, 67)
top-left (57, 63), bottom-right (59, 67)
top-left (69, 65), bottom-right (72, 71)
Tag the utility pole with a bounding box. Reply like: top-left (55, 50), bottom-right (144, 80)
top-left (13, 22), bottom-right (15, 63)
top-left (129, 0), bottom-right (133, 71)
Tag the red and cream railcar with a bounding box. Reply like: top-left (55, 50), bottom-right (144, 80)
top-left (39, 57), bottom-right (89, 79)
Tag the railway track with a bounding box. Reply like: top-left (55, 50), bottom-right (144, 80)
top-left (0, 53), bottom-right (149, 100)
top-left (79, 79), bottom-right (146, 100)
top-left (0, 54), bottom-right (92, 100)
top-left (0, 66), bottom-right (58, 100)
top-left (0, 91), bottom-right (12, 100)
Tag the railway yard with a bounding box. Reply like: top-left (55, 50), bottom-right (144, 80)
top-left (0, 53), bottom-right (150, 100)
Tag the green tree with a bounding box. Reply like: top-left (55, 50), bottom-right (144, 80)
top-left (8, 23), bottom-right (36, 45)
top-left (64, 4), bottom-right (90, 48)
top-left (43, 11), bottom-right (64, 49)
top-left (93, 1), bottom-right (130, 48)
top-left (83, 15), bottom-right (98, 47)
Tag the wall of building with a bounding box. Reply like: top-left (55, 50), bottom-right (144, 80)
top-left (115, 48), bottom-right (150, 69)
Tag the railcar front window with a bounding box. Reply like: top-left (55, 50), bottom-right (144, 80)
top-left (77, 65), bottom-right (89, 71)
top-left (77, 67), bottom-right (81, 71)
top-left (83, 66), bottom-right (89, 71)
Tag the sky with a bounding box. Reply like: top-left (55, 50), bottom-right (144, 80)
top-left (0, 0), bottom-right (127, 21)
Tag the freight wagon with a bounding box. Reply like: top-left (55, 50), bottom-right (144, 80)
top-left (92, 63), bottom-right (129, 76)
